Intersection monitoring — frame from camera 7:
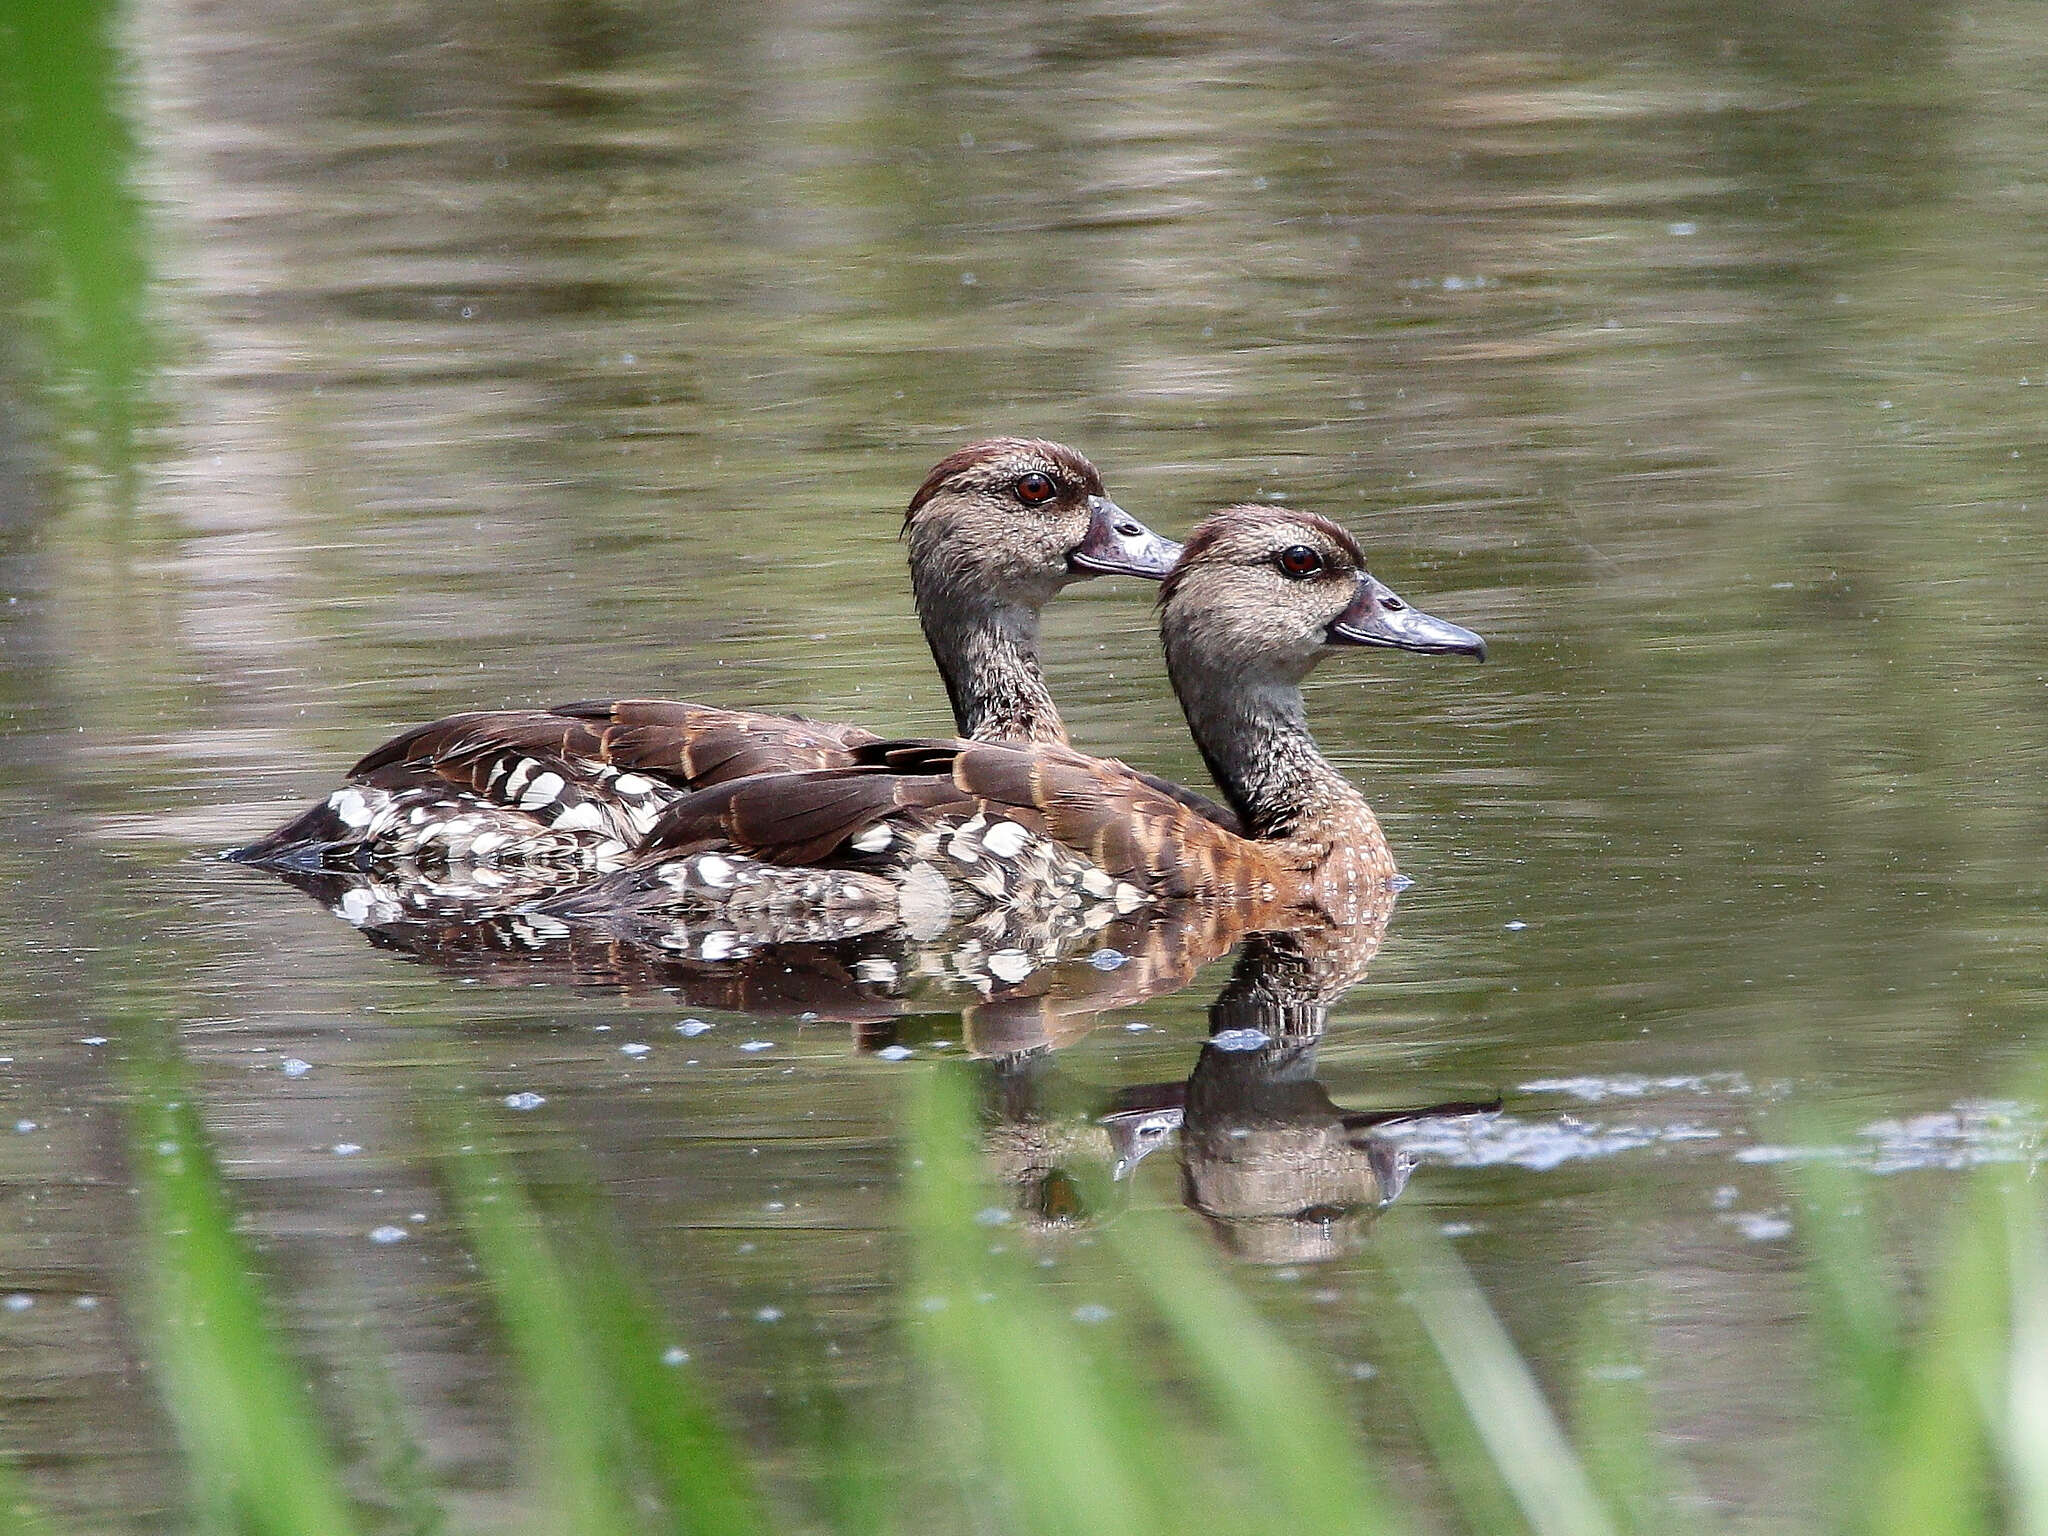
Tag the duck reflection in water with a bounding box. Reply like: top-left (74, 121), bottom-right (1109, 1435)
top-left (964, 919), bottom-right (1497, 1264)
top-left (246, 859), bottom-right (1492, 1262)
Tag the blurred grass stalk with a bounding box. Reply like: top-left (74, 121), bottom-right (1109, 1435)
top-left (1790, 1145), bottom-right (2045, 1536)
top-left (133, 1085), bottom-right (362, 1536)
top-left (11, 1050), bottom-right (2035, 1535)
top-left (0, 0), bottom-right (154, 473)
top-left (117, 1041), bottom-right (771, 1536)
top-left (905, 1064), bottom-right (1399, 1536)
top-left (902, 1066), bottom-right (2047, 1536)
top-left (439, 1122), bottom-right (770, 1536)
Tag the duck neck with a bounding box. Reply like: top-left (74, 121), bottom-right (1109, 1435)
top-left (1171, 666), bottom-right (1363, 841)
top-left (917, 586), bottom-right (1067, 746)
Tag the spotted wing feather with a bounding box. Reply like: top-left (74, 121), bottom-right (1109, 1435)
top-left (629, 739), bottom-right (1270, 901)
top-left (942, 743), bottom-right (1270, 900)
top-left (233, 699), bottom-right (894, 867)
top-left (641, 766), bottom-right (972, 865)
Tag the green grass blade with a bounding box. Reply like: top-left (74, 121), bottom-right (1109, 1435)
top-left (0, 0), bottom-right (154, 463)
top-left (2002, 1177), bottom-right (2048, 1536)
top-left (1785, 1150), bottom-right (1906, 1448)
top-left (135, 1092), bottom-right (361, 1536)
top-left (1376, 1216), bottom-right (1618, 1536)
top-left (1568, 1292), bottom-right (1708, 1536)
top-left (328, 1313), bottom-right (447, 1536)
top-left (759, 1324), bottom-right (901, 1536)
top-left (1355, 1268), bottom-right (1535, 1536)
top-left (903, 1066), bottom-right (1216, 1536)
top-left (1866, 1178), bottom-right (2005, 1536)
top-left (553, 1211), bottom-right (773, 1536)
top-left (440, 1139), bottom-right (641, 1536)
top-left (1109, 1213), bottom-right (1399, 1536)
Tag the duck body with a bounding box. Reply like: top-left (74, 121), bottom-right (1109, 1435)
top-left (229, 440), bottom-right (1177, 876)
top-left (233, 700), bottom-right (880, 878)
top-left (551, 505), bottom-right (1484, 949)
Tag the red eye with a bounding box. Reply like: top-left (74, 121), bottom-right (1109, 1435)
top-left (1015, 472), bottom-right (1058, 505)
top-left (1277, 545), bottom-right (1324, 578)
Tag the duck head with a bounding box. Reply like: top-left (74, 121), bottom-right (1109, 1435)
top-left (904, 438), bottom-right (1178, 611)
top-left (1160, 505), bottom-right (1485, 691)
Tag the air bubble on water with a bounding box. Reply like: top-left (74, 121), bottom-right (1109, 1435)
top-left (504, 1092), bottom-right (546, 1111)
top-left (875, 1045), bottom-right (913, 1061)
top-left (281, 1058), bottom-right (312, 1078)
top-left (1088, 948), bottom-right (1127, 971)
top-left (662, 1346), bottom-right (690, 1366)
top-left (676, 1018), bottom-right (712, 1035)
top-left (740, 1041), bottom-right (774, 1053)
top-left (333, 1143), bottom-right (363, 1156)
top-left (1072, 1303), bottom-right (1113, 1325)
top-left (1730, 1212), bottom-right (1792, 1242)
top-left (620, 1043), bottom-right (651, 1058)
top-left (369, 1226), bottom-right (409, 1245)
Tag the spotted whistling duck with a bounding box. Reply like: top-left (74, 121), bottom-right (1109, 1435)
top-left (229, 439), bottom-right (1178, 875)
top-left (555, 504), bottom-right (1485, 949)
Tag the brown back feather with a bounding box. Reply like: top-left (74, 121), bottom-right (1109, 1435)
top-left (347, 700), bottom-right (882, 803)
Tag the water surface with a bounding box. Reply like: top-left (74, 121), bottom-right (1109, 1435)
top-left (4, 0), bottom-right (2047, 1527)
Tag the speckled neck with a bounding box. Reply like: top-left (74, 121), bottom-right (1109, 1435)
top-left (1167, 666), bottom-right (1363, 842)
top-left (915, 586), bottom-right (1068, 746)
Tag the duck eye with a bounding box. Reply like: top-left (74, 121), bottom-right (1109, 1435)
top-left (1014, 472), bottom-right (1058, 505)
top-left (1276, 545), bottom-right (1324, 578)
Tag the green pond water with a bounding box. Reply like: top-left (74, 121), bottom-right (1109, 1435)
top-left (4, 0), bottom-right (2047, 1528)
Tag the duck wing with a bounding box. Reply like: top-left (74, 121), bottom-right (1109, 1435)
top-left (633, 739), bottom-right (1267, 902)
top-left (231, 700), bottom-right (886, 867)
top-left (353, 699), bottom-right (880, 793)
